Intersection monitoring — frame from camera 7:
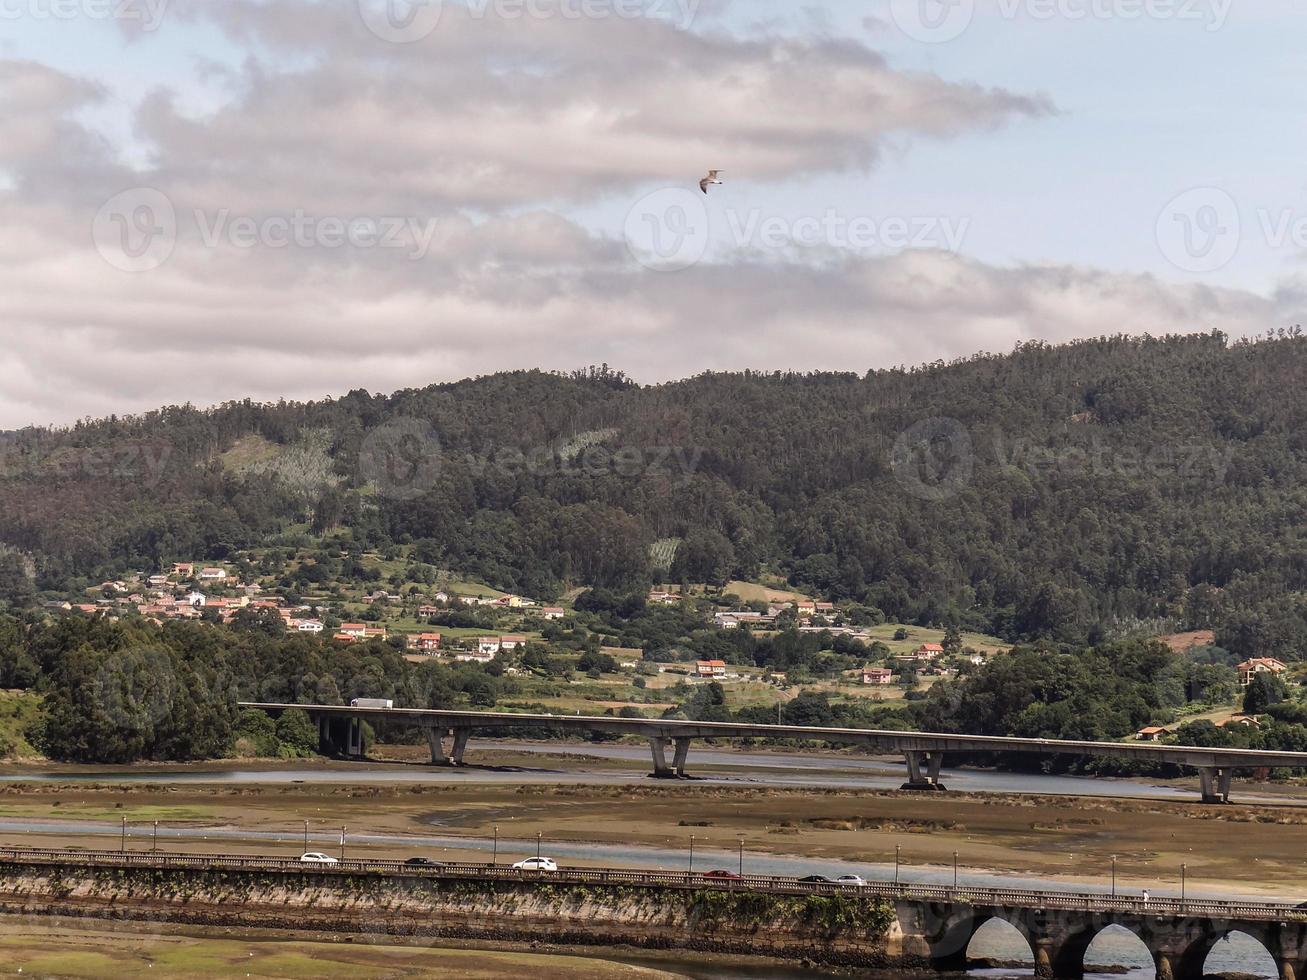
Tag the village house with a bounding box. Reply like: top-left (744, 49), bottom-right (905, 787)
top-left (696, 660), bottom-right (728, 678)
top-left (648, 590), bottom-right (682, 605)
top-left (499, 635), bottom-right (526, 650)
top-left (815, 602), bottom-right (835, 615)
top-left (477, 637), bottom-right (502, 656)
top-left (862, 667), bottom-right (894, 686)
top-left (1218, 715), bottom-right (1264, 729)
top-left (293, 620), bottom-right (324, 633)
top-left (171, 563), bottom-right (194, 577)
top-left (408, 632), bottom-right (442, 653)
top-left (540, 606), bottom-right (565, 620)
top-left (1136, 726), bottom-right (1171, 742)
top-left (198, 567), bottom-right (227, 582)
top-left (1237, 658), bottom-right (1288, 686)
top-left (417, 604), bottom-right (441, 618)
top-left (456, 651), bottom-right (496, 664)
top-left (915, 643), bottom-right (945, 660)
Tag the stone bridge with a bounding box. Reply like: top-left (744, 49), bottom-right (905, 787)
top-left (241, 702), bottom-right (1307, 804)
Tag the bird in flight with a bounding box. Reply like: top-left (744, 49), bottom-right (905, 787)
top-left (700, 170), bottom-right (724, 194)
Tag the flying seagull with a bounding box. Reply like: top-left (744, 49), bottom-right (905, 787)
top-left (699, 170), bottom-right (724, 194)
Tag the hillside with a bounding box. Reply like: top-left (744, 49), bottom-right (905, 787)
top-left (5, 331), bottom-right (1307, 657)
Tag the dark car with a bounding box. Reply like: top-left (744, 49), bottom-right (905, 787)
top-left (703, 869), bottom-right (742, 879)
top-left (404, 857), bottom-right (442, 867)
top-left (799, 874), bottom-right (834, 883)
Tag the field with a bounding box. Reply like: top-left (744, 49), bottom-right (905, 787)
top-left (0, 922), bottom-right (679, 979)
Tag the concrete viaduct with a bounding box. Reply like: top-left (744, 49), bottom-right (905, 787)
top-left (241, 703), bottom-right (1307, 804)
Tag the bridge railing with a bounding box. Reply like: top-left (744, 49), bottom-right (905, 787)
top-left (0, 846), bottom-right (1299, 921)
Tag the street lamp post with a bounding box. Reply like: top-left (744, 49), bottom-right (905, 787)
top-left (1182, 863), bottom-right (1187, 908)
top-left (153, 820), bottom-right (158, 853)
top-left (303, 820), bottom-right (309, 854)
top-left (1112, 855), bottom-right (1117, 897)
top-left (895, 845), bottom-right (902, 886)
top-left (953, 851), bottom-right (959, 890)
top-left (689, 835), bottom-right (695, 875)
top-left (340, 825), bottom-right (346, 861)
top-left (738, 836), bottom-right (744, 877)
top-left (492, 825), bottom-right (499, 867)
top-left (536, 832), bottom-right (542, 860)
top-left (121, 817), bottom-right (127, 854)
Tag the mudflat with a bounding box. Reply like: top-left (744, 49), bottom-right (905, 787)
top-left (0, 745), bottom-right (1302, 899)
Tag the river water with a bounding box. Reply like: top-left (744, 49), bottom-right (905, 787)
top-left (0, 739), bottom-right (1294, 805)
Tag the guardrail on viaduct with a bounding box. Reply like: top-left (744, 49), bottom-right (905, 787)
top-left (242, 702), bottom-right (1307, 803)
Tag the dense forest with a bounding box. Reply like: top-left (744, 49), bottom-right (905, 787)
top-left (6, 330), bottom-right (1307, 656)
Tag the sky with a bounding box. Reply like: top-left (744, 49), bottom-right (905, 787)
top-left (1, 0), bottom-right (1305, 428)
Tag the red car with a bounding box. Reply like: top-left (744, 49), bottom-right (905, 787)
top-left (703, 869), bottom-right (742, 879)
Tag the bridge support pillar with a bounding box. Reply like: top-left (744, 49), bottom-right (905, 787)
top-left (902, 750), bottom-right (947, 791)
top-left (672, 737), bottom-right (692, 777)
top-left (1198, 766), bottom-right (1233, 804)
top-left (1278, 959), bottom-right (1304, 980)
top-left (649, 737), bottom-right (675, 778)
top-left (345, 718), bottom-right (364, 758)
top-left (1154, 951), bottom-right (1177, 980)
top-left (427, 728), bottom-right (450, 766)
top-left (450, 729), bottom-right (471, 766)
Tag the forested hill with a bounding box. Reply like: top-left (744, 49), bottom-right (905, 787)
top-left (5, 330), bottom-right (1307, 656)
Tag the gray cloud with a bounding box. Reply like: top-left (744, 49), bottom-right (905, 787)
top-left (0, 6), bottom-right (1291, 429)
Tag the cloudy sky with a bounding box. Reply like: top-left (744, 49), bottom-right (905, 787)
top-left (1, 0), bottom-right (1305, 428)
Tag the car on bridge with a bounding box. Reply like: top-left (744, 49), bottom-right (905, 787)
top-left (512, 857), bottom-right (558, 872)
top-left (703, 870), bottom-right (741, 880)
top-left (404, 857), bottom-right (443, 867)
top-left (299, 852), bottom-right (338, 865)
top-left (835, 874), bottom-right (868, 887)
top-left (799, 874), bottom-right (834, 883)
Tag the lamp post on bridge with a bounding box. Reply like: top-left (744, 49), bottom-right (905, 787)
top-left (121, 816), bottom-right (127, 854)
top-left (895, 845), bottom-right (901, 886)
top-left (689, 835), bottom-right (695, 875)
top-left (536, 832), bottom-right (542, 861)
top-left (303, 820), bottom-right (309, 854)
top-left (953, 851), bottom-right (959, 890)
top-left (492, 825), bottom-right (498, 867)
top-left (737, 835), bottom-right (744, 877)
top-left (153, 820), bottom-right (158, 854)
top-left (1111, 854), bottom-right (1116, 897)
top-left (1181, 863), bottom-right (1187, 909)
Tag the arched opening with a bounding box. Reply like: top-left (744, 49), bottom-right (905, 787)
top-left (1083, 924), bottom-right (1154, 980)
top-left (966, 917), bottom-right (1035, 976)
top-left (1199, 931), bottom-right (1277, 980)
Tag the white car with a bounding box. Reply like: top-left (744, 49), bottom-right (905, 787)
top-left (836, 874), bottom-right (868, 887)
top-left (299, 852), bottom-right (339, 864)
top-left (512, 857), bottom-right (558, 872)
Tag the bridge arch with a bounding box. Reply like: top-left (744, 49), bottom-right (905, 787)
top-left (1182, 929), bottom-right (1277, 980)
top-left (1081, 924), bottom-right (1153, 978)
top-left (965, 916), bottom-right (1037, 973)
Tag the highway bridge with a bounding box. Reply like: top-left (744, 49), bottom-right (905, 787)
top-left (3, 845), bottom-right (1306, 979)
top-left (240, 702), bottom-right (1307, 803)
